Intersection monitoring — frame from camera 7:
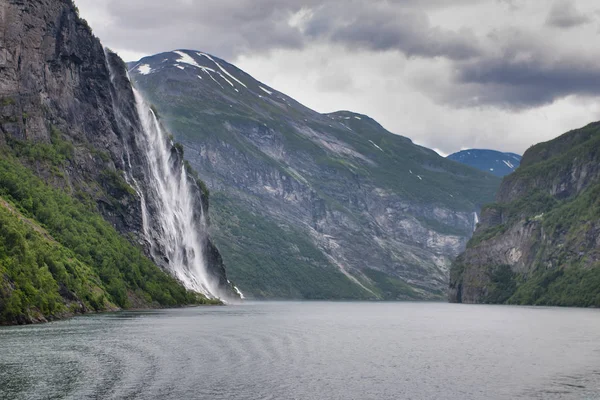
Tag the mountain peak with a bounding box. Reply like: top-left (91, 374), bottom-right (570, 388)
top-left (130, 49), bottom-right (252, 90)
top-left (128, 49), bottom-right (316, 120)
top-left (447, 149), bottom-right (522, 177)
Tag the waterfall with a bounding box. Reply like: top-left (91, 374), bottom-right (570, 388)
top-left (130, 89), bottom-right (220, 299)
top-left (473, 212), bottom-right (479, 231)
top-left (230, 281), bottom-right (245, 299)
top-left (103, 50), bottom-right (230, 301)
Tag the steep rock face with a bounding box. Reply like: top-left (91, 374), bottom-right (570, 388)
top-left (449, 122), bottom-right (600, 306)
top-left (0, 0), bottom-right (145, 237)
top-left (0, 0), bottom-right (231, 301)
top-left (129, 50), bottom-right (500, 299)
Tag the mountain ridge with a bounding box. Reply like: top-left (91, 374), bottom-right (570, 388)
top-left (447, 149), bottom-right (522, 177)
top-left (129, 49), bottom-right (501, 300)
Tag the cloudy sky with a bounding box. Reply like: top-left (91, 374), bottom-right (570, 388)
top-left (75, 0), bottom-right (600, 155)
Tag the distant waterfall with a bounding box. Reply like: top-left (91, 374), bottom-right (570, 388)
top-left (473, 212), bottom-right (479, 231)
top-left (131, 89), bottom-right (219, 299)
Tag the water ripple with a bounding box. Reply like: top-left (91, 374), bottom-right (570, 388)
top-left (1, 302), bottom-right (600, 400)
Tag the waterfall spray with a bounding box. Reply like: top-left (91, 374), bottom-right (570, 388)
top-left (103, 50), bottom-right (229, 301)
top-left (130, 89), bottom-right (220, 298)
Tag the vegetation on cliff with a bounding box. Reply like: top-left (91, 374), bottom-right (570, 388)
top-left (449, 122), bottom-right (600, 307)
top-left (0, 145), bottom-right (216, 325)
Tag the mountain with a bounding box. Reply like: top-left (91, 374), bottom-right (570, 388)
top-left (449, 122), bottom-right (600, 306)
top-left (129, 50), bottom-right (501, 300)
top-left (447, 150), bottom-right (521, 177)
top-left (0, 1), bottom-right (232, 324)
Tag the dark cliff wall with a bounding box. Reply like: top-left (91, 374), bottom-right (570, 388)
top-left (0, 0), bottom-right (231, 300)
top-left (1, 0), bottom-right (144, 235)
top-left (449, 122), bottom-right (600, 306)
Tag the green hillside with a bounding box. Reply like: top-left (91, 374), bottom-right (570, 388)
top-left (0, 150), bottom-right (216, 325)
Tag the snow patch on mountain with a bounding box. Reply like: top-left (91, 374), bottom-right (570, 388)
top-left (137, 64), bottom-right (152, 75)
top-left (259, 86), bottom-right (273, 95)
top-left (205, 70), bottom-right (224, 89)
top-left (216, 71), bottom-right (235, 88)
top-left (173, 50), bottom-right (202, 69)
top-left (503, 160), bottom-right (515, 169)
top-left (198, 52), bottom-right (248, 88)
top-left (369, 140), bottom-right (384, 152)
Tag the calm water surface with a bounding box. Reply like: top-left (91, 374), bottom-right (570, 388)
top-left (1, 302), bottom-right (600, 400)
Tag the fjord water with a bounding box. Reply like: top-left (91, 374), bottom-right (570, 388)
top-left (1, 302), bottom-right (599, 400)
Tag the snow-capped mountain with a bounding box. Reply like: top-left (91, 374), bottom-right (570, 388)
top-left (447, 149), bottom-right (522, 177)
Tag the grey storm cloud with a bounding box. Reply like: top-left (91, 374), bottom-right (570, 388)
top-left (302, 4), bottom-right (481, 60)
top-left (83, 0), bottom-right (312, 58)
top-left (76, 0), bottom-right (600, 111)
top-left (79, 0), bottom-right (482, 60)
top-left (443, 27), bottom-right (600, 108)
top-left (545, 0), bottom-right (592, 28)
top-left (455, 55), bottom-right (600, 108)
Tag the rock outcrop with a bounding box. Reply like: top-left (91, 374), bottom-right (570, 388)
top-left (449, 122), bottom-right (600, 306)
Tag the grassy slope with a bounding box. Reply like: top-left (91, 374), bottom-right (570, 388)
top-left (0, 197), bottom-right (112, 324)
top-left (139, 70), bottom-right (499, 212)
top-left (210, 193), bottom-right (373, 299)
top-left (325, 112), bottom-right (500, 211)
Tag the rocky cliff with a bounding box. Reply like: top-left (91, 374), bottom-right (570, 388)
top-left (129, 50), bottom-right (501, 300)
top-left (449, 122), bottom-right (600, 306)
top-left (0, 0), bottom-right (231, 324)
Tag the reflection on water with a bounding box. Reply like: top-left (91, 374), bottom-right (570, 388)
top-left (1, 302), bottom-right (600, 400)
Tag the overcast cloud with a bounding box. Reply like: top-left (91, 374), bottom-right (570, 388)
top-left (75, 0), bottom-right (600, 155)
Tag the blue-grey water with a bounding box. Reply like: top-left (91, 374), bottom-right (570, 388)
top-left (1, 302), bottom-right (600, 400)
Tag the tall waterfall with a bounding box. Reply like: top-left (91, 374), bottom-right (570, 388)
top-left (129, 89), bottom-right (220, 299)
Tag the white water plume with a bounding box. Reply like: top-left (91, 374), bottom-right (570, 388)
top-left (131, 89), bottom-right (219, 298)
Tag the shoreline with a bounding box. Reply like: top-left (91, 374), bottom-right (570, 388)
top-left (0, 299), bottom-right (224, 328)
